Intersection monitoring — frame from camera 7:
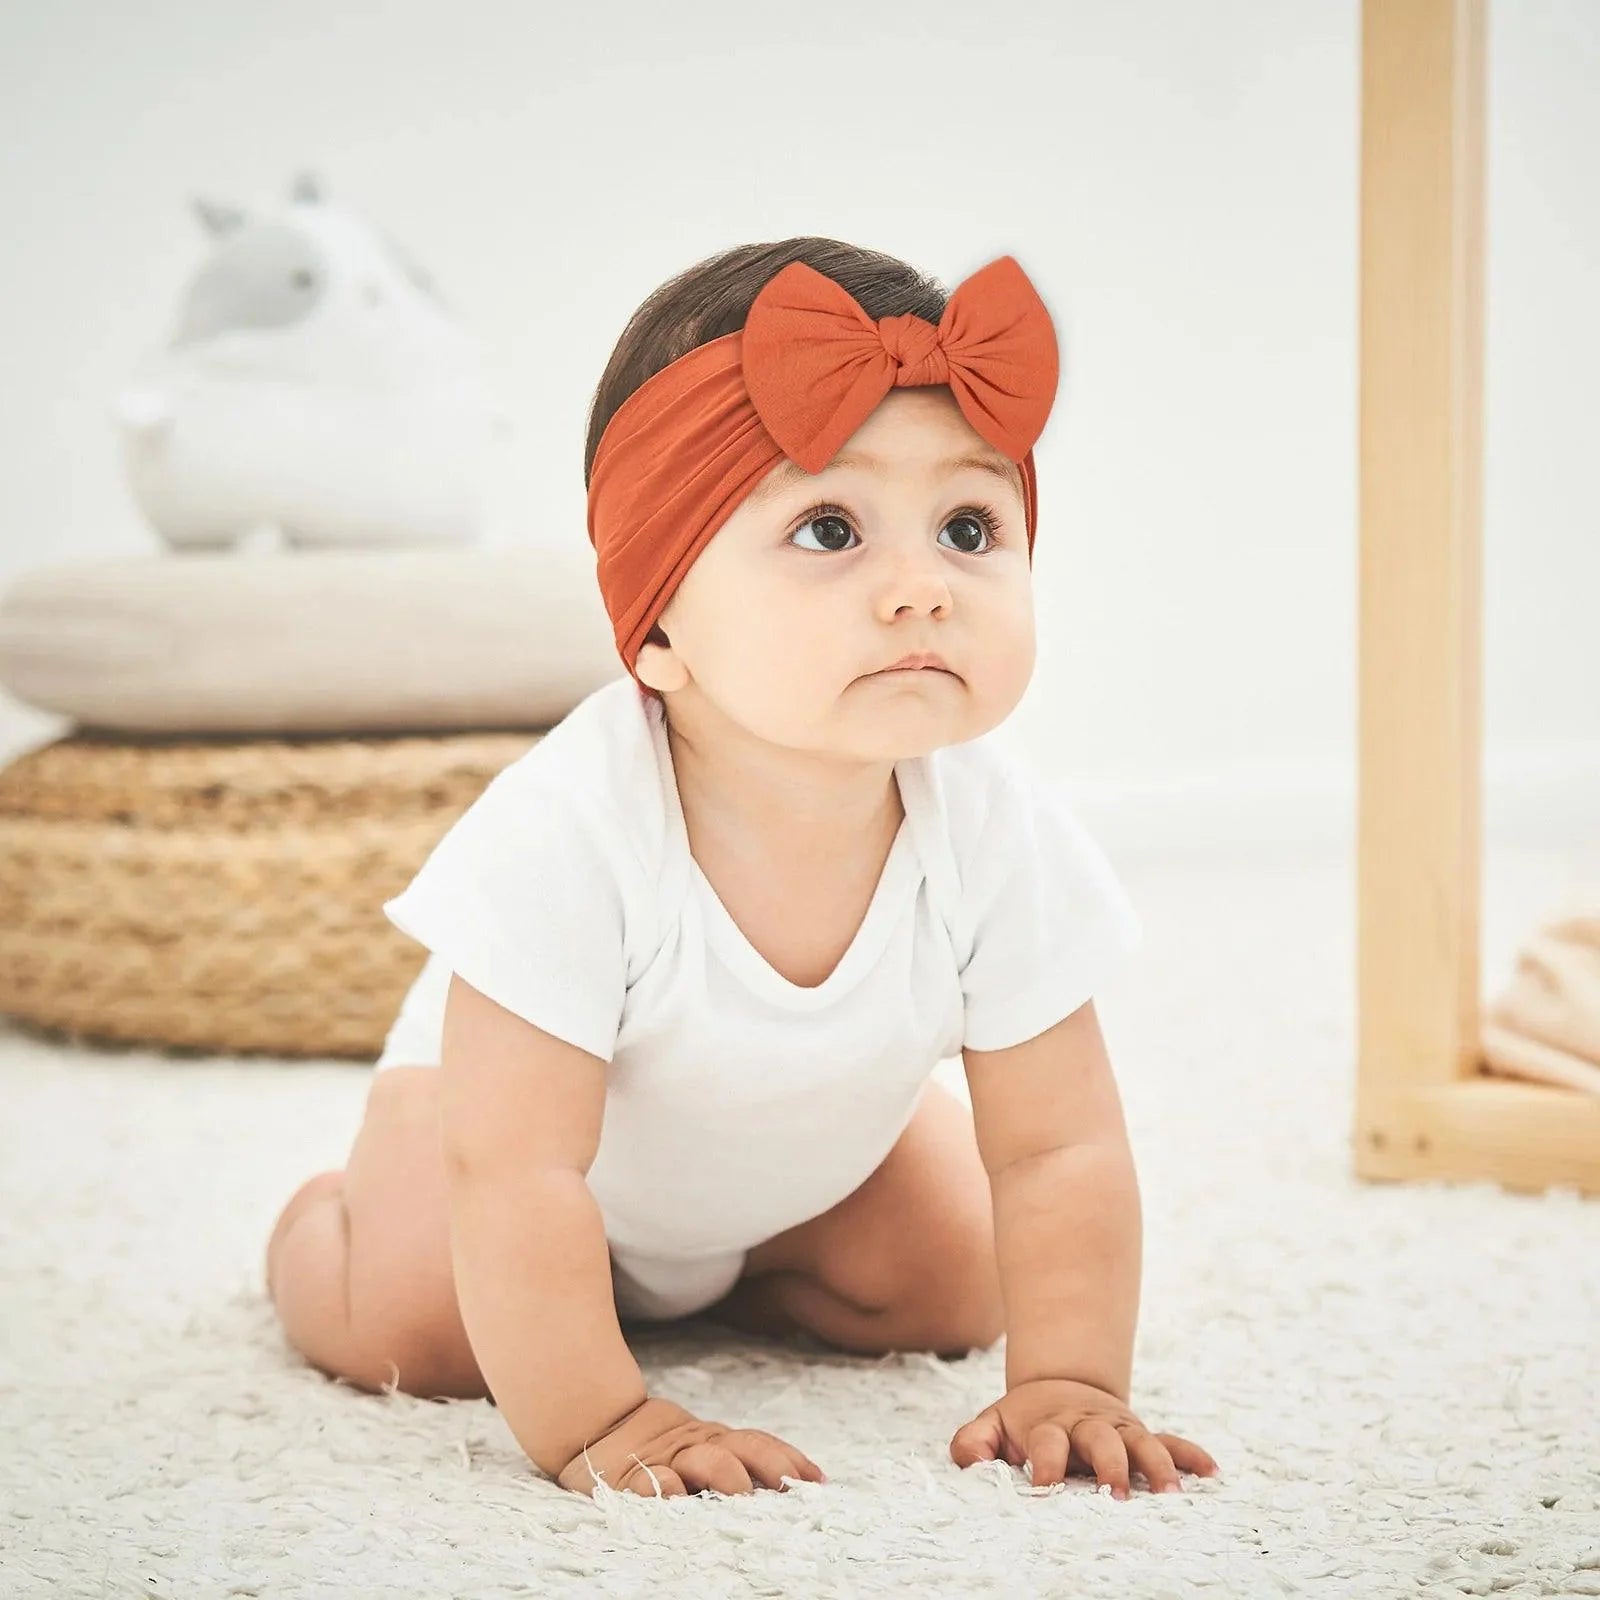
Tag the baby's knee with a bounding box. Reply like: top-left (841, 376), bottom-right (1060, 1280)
top-left (876, 1277), bottom-right (1003, 1358)
top-left (266, 1169), bottom-right (472, 1398)
top-left (886, 1220), bottom-right (1005, 1355)
top-left (265, 1170), bottom-right (344, 1299)
top-left (267, 1181), bottom-right (358, 1374)
top-left (926, 1289), bottom-right (1006, 1357)
top-left (267, 1183), bottom-right (393, 1386)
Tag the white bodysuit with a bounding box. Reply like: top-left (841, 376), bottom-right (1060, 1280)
top-left (378, 676), bottom-right (1142, 1322)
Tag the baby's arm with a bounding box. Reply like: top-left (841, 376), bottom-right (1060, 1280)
top-left (952, 998), bottom-right (1222, 1495)
top-left (438, 975), bottom-right (827, 1497)
top-left (964, 998), bottom-right (1140, 1399)
top-left (438, 974), bottom-right (646, 1476)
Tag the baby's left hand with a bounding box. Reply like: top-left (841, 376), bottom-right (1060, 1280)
top-left (949, 1377), bottom-right (1221, 1498)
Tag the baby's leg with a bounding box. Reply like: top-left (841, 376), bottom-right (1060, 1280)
top-left (264, 1065), bottom-right (489, 1400)
top-left (704, 1080), bottom-right (1004, 1357)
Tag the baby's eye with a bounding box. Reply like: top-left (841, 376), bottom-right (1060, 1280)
top-left (787, 505), bottom-right (1003, 555)
top-left (941, 511), bottom-right (1001, 554)
top-left (790, 510), bottom-right (858, 553)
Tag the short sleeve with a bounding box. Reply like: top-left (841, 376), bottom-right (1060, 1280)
top-left (958, 765), bottom-right (1144, 1053)
top-left (381, 768), bottom-right (627, 1063)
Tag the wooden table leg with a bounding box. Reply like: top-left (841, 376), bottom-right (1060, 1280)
top-left (1356, 0), bottom-right (1600, 1195)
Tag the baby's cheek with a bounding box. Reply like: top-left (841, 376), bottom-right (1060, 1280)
top-left (747, 619), bottom-right (832, 699)
top-left (990, 604), bottom-right (1037, 679)
top-left (718, 622), bottom-right (830, 728)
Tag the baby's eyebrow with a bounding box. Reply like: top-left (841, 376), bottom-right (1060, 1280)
top-left (748, 451), bottom-right (1020, 507)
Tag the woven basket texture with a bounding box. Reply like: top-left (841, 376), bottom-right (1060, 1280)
top-left (0, 728), bottom-right (545, 1058)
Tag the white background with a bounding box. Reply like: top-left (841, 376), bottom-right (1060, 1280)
top-left (0, 0), bottom-right (1594, 852)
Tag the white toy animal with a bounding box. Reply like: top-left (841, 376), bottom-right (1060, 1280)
top-left (114, 171), bottom-right (503, 551)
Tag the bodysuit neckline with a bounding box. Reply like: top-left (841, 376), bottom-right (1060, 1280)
top-left (642, 690), bottom-right (931, 1009)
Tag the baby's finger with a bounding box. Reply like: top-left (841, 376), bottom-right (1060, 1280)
top-left (780, 1443), bottom-right (827, 1485)
top-left (1070, 1418), bottom-right (1130, 1500)
top-left (1025, 1422), bottom-right (1072, 1489)
top-left (756, 1434), bottom-right (826, 1484)
top-left (619, 1461), bottom-right (687, 1499)
top-left (722, 1432), bottom-right (803, 1491)
top-left (672, 1442), bottom-right (755, 1497)
top-left (1157, 1434), bottom-right (1221, 1477)
top-left (1125, 1431), bottom-right (1181, 1493)
top-left (950, 1408), bottom-right (1004, 1469)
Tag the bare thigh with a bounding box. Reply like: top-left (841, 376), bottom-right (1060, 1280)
top-left (266, 1065), bottom-right (487, 1399)
top-left (709, 1078), bottom-right (1004, 1354)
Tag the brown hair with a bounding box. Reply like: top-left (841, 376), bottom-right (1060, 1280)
top-left (583, 238), bottom-right (949, 649)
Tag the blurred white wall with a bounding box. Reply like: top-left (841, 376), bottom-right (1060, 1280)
top-left (0, 0), bottom-right (1594, 852)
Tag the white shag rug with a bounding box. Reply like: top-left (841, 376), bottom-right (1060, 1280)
top-left (3, 837), bottom-right (1598, 1599)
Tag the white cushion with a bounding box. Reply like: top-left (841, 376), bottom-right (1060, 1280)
top-left (0, 546), bottom-right (624, 734)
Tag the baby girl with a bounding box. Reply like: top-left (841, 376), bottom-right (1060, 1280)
top-left (265, 237), bottom-right (1221, 1503)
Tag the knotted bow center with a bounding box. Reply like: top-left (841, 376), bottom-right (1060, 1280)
top-left (877, 313), bottom-right (949, 387)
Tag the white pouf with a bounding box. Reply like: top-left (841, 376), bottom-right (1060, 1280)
top-left (0, 546), bottom-right (623, 734)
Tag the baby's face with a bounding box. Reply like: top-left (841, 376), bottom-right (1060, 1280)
top-left (637, 388), bottom-right (1037, 762)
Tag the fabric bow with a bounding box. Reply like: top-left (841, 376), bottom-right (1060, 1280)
top-left (740, 254), bottom-right (1059, 475)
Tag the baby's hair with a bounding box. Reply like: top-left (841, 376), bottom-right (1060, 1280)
top-left (583, 237), bottom-right (948, 652)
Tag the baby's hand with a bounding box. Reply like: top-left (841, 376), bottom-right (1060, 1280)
top-left (950, 1377), bottom-right (1220, 1499)
top-left (556, 1396), bottom-right (827, 1499)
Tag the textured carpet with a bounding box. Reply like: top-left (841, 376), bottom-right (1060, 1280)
top-left (3, 838), bottom-right (1598, 1599)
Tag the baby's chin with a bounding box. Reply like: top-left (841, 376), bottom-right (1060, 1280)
top-left (832, 676), bottom-right (992, 756)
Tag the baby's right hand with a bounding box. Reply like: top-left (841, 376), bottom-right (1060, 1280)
top-left (556, 1396), bottom-right (826, 1498)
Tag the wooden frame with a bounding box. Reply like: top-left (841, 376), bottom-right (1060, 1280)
top-left (1355, 0), bottom-right (1600, 1196)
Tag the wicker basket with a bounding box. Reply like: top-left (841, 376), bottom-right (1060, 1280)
top-left (0, 727), bottom-right (545, 1059)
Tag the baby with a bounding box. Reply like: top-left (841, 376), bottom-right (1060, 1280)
top-left (265, 237), bottom-right (1221, 1503)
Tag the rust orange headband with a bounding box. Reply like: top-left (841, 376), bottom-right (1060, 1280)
top-left (586, 253), bottom-right (1060, 687)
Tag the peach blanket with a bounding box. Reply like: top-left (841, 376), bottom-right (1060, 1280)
top-left (1482, 892), bottom-right (1600, 1095)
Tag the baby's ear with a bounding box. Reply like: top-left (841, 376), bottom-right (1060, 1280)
top-left (635, 631), bottom-right (689, 694)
